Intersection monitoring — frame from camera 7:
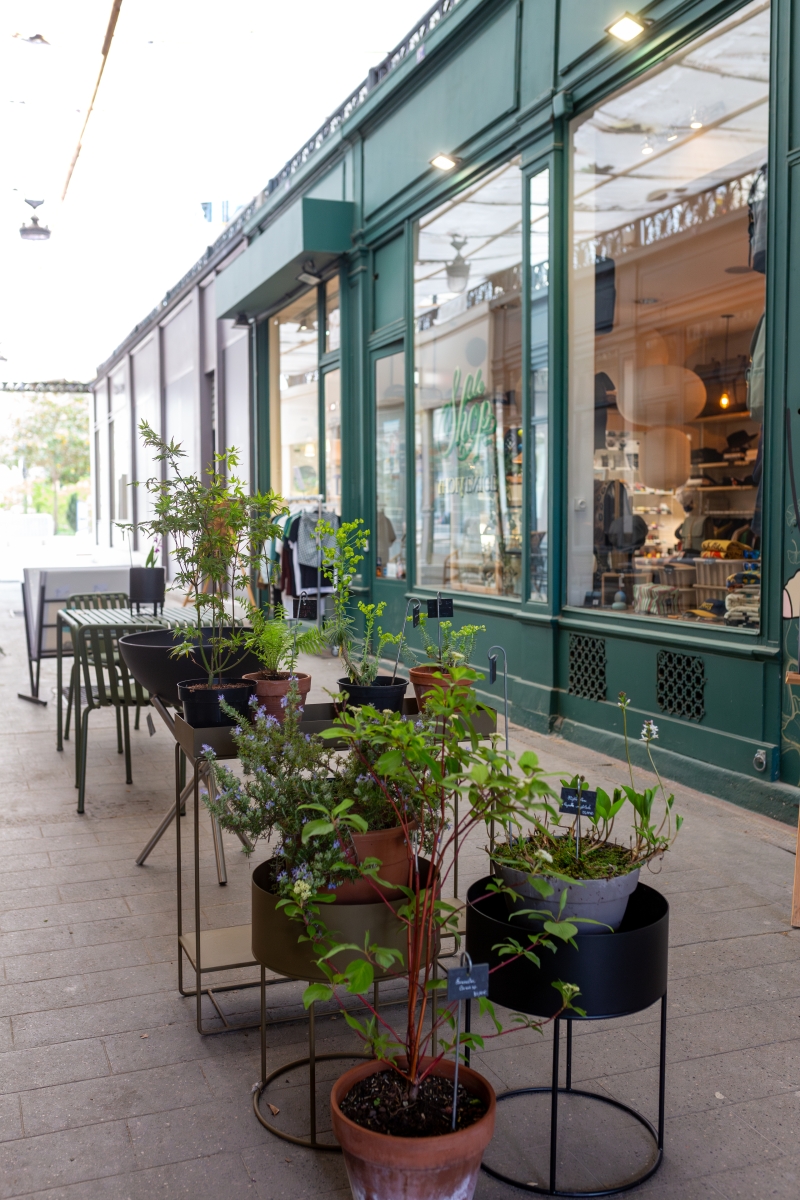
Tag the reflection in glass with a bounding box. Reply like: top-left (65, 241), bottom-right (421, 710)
top-left (375, 352), bottom-right (406, 579)
top-left (268, 292), bottom-right (319, 500)
top-left (414, 158), bottom-right (523, 596)
top-left (325, 276), bottom-right (340, 353)
top-left (530, 168), bottom-right (550, 601)
top-left (324, 369), bottom-right (342, 515)
top-left (568, 1), bottom-right (768, 629)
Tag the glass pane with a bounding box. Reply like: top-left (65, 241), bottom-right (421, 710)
top-left (530, 168), bottom-right (550, 601)
top-left (268, 292), bottom-right (319, 500)
top-left (375, 351), bottom-right (406, 579)
top-left (568, 1), bottom-right (768, 629)
top-left (324, 369), bottom-right (342, 515)
top-left (325, 276), bottom-right (341, 353)
top-left (414, 158), bottom-right (523, 597)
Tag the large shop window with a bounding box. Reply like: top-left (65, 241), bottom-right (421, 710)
top-left (375, 350), bottom-right (407, 579)
top-left (568, 1), bottom-right (769, 629)
top-left (268, 292), bottom-right (319, 501)
top-left (324, 368), bottom-right (342, 515)
top-left (530, 168), bottom-right (550, 601)
top-left (414, 158), bottom-right (524, 597)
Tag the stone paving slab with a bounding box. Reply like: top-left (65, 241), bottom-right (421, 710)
top-left (1, 585), bottom-right (799, 1197)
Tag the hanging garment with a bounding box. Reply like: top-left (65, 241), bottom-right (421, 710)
top-left (286, 515), bottom-right (335, 598)
top-left (297, 509), bottom-right (339, 568)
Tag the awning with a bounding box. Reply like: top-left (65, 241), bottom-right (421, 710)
top-left (215, 197), bottom-right (354, 318)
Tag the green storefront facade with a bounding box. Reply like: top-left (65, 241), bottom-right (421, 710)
top-left (211, 0), bottom-right (799, 822)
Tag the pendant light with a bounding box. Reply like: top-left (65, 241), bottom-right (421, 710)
top-left (446, 237), bottom-right (470, 293)
top-left (719, 314), bottom-right (733, 409)
top-left (19, 199), bottom-right (51, 241)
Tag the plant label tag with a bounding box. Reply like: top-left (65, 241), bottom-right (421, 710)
top-left (294, 596), bottom-right (318, 620)
top-left (488, 654), bottom-right (497, 684)
top-left (427, 597), bottom-right (454, 619)
top-left (412, 600), bottom-right (421, 628)
top-left (559, 787), bottom-right (597, 817)
top-left (446, 963), bottom-right (489, 1001)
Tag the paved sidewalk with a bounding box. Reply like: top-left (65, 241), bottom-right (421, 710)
top-left (0, 583), bottom-right (798, 1198)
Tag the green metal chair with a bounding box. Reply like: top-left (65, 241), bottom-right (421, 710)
top-left (75, 622), bottom-right (154, 812)
top-left (64, 593), bottom-right (131, 744)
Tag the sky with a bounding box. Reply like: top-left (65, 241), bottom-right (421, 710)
top-left (0, 0), bottom-right (432, 385)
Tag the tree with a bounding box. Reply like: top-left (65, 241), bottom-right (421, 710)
top-left (1, 396), bottom-right (90, 533)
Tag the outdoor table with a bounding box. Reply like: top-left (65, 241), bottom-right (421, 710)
top-left (56, 604), bottom-right (190, 794)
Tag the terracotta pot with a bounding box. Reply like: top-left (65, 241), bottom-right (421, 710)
top-left (330, 1057), bottom-right (496, 1200)
top-left (333, 824), bottom-right (413, 905)
top-left (251, 858), bottom-right (437, 981)
top-left (409, 665), bottom-right (475, 709)
top-left (242, 671), bottom-right (311, 722)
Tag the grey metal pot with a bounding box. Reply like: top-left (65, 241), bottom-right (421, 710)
top-left (497, 862), bottom-right (640, 934)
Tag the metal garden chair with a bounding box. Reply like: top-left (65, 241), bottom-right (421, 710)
top-left (64, 593), bottom-right (132, 745)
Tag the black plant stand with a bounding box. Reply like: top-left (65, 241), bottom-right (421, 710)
top-left (466, 880), bottom-right (669, 1197)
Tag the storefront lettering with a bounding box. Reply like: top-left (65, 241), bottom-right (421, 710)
top-left (437, 474), bottom-right (498, 496)
top-left (441, 368), bottom-right (496, 461)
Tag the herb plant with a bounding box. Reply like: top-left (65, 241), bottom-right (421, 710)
top-left (405, 615), bottom-right (486, 671)
top-left (244, 603), bottom-right (322, 677)
top-left (493, 691), bottom-right (683, 882)
top-left (127, 422), bottom-right (287, 684)
top-left (317, 517), bottom-right (400, 685)
top-left (280, 670), bottom-right (582, 1101)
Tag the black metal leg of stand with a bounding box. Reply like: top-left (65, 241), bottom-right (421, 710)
top-left (658, 992), bottom-right (667, 1150)
top-left (566, 1019), bottom-right (573, 1091)
top-left (309, 1001), bottom-right (317, 1146)
top-left (261, 967), bottom-right (267, 1084)
top-left (550, 1018), bottom-right (560, 1195)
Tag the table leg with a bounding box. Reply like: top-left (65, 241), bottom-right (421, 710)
top-left (550, 1017), bottom-right (560, 1194)
top-left (205, 765), bottom-right (228, 886)
top-left (136, 775), bottom-right (194, 866)
top-left (56, 616), bottom-right (63, 752)
top-left (194, 761), bottom-right (203, 1033)
top-left (176, 743), bottom-right (184, 998)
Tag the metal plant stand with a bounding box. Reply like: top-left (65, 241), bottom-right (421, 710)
top-left (466, 879), bottom-right (669, 1197)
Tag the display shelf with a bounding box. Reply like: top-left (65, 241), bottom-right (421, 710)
top-left (179, 926), bottom-right (255, 972)
top-left (688, 411), bottom-right (754, 423)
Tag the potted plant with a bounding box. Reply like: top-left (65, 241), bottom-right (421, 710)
top-left (202, 683), bottom-right (421, 981)
top-left (317, 517), bottom-right (407, 712)
top-left (129, 541), bottom-right (166, 612)
top-left (405, 615), bottom-right (486, 707)
top-left (241, 603), bottom-right (322, 721)
top-left (493, 692), bottom-right (683, 933)
top-left (122, 422), bottom-right (287, 726)
top-left (280, 672), bottom-right (580, 1200)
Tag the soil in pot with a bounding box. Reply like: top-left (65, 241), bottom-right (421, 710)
top-left (340, 1067), bottom-right (487, 1136)
top-left (409, 665), bottom-right (474, 709)
top-left (177, 678), bottom-right (254, 728)
top-left (331, 1057), bottom-right (495, 1200)
top-left (242, 671), bottom-right (311, 723)
top-left (333, 824), bottom-right (412, 904)
top-left (338, 676), bottom-right (407, 713)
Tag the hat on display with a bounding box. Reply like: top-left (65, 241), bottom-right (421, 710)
top-left (684, 599), bottom-right (726, 620)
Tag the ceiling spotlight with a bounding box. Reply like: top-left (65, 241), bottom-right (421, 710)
top-left (666, 128), bottom-right (678, 142)
top-left (445, 236), bottom-right (470, 293)
top-left (430, 154), bottom-right (460, 171)
top-left (19, 199), bottom-right (50, 241)
top-left (641, 138), bottom-right (654, 156)
top-left (606, 13), bottom-right (644, 42)
top-left (689, 109), bottom-right (703, 129)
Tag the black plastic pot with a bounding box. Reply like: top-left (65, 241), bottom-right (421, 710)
top-left (466, 876), bottom-right (668, 1019)
top-left (337, 675), bottom-right (407, 713)
top-left (129, 566), bottom-right (165, 609)
top-left (118, 628), bottom-right (263, 706)
top-left (177, 678), bottom-right (255, 728)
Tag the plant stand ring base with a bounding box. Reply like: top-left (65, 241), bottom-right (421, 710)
top-left (483, 1087), bottom-right (661, 1196)
top-left (253, 1052), bottom-right (369, 1150)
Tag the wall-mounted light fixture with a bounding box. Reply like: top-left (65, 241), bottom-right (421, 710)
top-left (297, 261), bottom-right (322, 286)
top-left (430, 153), bottom-right (461, 171)
top-left (233, 312), bottom-right (250, 328)
top-left (606, 12), bottom-right (645, 41)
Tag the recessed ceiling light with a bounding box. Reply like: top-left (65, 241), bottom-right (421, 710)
top-left (430, 154), bottom-right (459, 171)
top-left (606, 13), bottom-right (644, 42)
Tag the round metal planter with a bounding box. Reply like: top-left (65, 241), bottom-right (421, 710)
top-left (251, 859), bottom-right (435, 983)
top-left (466, 877), bottom-right (668, 1019)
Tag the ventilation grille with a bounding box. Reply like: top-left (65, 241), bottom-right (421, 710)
top-left (568, 635), bottom-right (607, 702)
top-left (656, 650), bottom-right (705, 721)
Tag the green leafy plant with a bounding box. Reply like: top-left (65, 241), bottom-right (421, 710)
top-left (493, 691), bottom-right (683, 881)
top-left (279, 670), bottom-right (581, 1100)
top-left (318, 517), bottom-right (401, 685)
top-left (144, 542), bottom-right (159, 569)
top-left (125, 421), bottom-right (287, 684)
top-left (405, 615), bottom-right (486, 670)
top-left (202, 683), bottom-right (411, 898)
top-left (244, 603), bottom-right (322, 676)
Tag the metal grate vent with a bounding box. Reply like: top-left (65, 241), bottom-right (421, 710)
top-left (568, 635), bottom-right (607, 701)
top-left (656, 650), bottom-right (705, 721)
